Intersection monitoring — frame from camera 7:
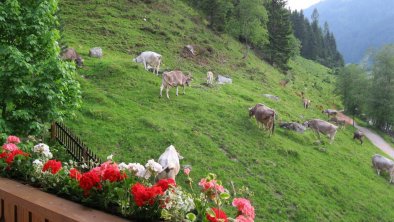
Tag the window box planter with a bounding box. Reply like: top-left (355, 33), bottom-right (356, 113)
top-left (0, 177), bottom-right (130, 222)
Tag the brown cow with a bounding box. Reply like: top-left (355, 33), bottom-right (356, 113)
top-left (353, 130), bottom-right (364, 144)
top-left (329, 117), bottom-right (346, 128)
top-left (61, 48), bottom-right (84, 67)
top-left (160, 70), bottom-right (192, 99)
top-left (303, 98), bottom-right (311, 109)
top-left (322, 109), bottom-right (338, 118)
top-left (249, 104), bottom-right (276, 135)
top-left (303, 119), bottom-right (338, 144)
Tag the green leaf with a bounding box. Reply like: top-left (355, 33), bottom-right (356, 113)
top-left (220, 192), bottom-right (230, 200)
top-left (186, 213), bottom-right (197, 221)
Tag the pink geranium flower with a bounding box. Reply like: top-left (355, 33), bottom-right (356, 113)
top-left (7, 135), bottom-right (21, 144)
top-left (232, 198), bottom-right (255, 219)
top-left (184, 168), bottom-right (191, 176)
top-left (199, 178), bottom-right (225, 193)
top-left (235, 215), bottom-right (254, 222)
top-left (2, 143), bottom-right (19, 152)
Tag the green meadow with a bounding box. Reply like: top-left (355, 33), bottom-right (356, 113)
top-left (60, 0), bottom-right (394, 220)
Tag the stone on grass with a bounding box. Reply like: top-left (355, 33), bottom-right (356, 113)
top-left (89, 47), bottom-right (103, 58)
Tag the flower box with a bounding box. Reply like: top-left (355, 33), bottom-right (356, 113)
top-left (0, 177), bottom-right (129, 222)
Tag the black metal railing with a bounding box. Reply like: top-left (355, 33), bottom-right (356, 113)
top-left (51, 122), bottom-right (101, 169)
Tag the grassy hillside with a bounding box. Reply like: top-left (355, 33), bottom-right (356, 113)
top-left (60, 0), bottom-right (394, 221)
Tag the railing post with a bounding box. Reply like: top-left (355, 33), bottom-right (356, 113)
top-left (50, 122), bottom-right (56, 141)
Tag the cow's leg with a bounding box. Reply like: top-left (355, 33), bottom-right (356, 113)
top-left (314, 130), bottom-right (321, 142)
top-left (156, 63), bottom-right (160, 75)
top-left (143, 60), bottom-right (148, 71)
top-left (377, 169), bottom-right (381, 175)
top-left (329, 131), bottom-right (337, 144)
top-left (166, 87), bottom-right (170, 99)
top-left (176, 86), bottom-right (179, 96)
top-left (183, 85), bottom-right (186, 95)
top-left (160, 84), bottom-right (164, 97)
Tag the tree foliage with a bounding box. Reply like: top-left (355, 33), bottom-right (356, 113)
top-left (290, 9), bottom-right (344, 68)
top-left (335, 64), bottom-right (369, 116)
top-left (0, 0), bottom-right (82, 135)
top-left (188, 0), bottom-right (233, 32)
top-left (264, 0), bottom-right (295, 71)
top-left (226, 0), bottom-right (269, 47)
top-left (367, 45), bottom-right (394, 129)
top-left (336, 45), bottom-right (394, 131)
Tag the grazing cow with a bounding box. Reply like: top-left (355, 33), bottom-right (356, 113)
top-left (156, 145), bottom-right (183, 181)
top-left (353, 130), bottom-right (364, 144)
top-left (207, 71), bottom-right (214, 85)
top-left (160, 70), bottom-right (192, 99)
top-left (280, 122), bottom-right (306, 133)
top-left (279, 79), bottom-right (289, 87)
top-left (249, 104), bottom-right (276, 135)
top-left (322, 109), bottom-right (338, 118)
top-left (61, 48), bottom-right (84, 67)
top-left (329, 117), bottom-right (346, 128)
top-left (372, 154), bottom-right (394, 183)
top-left (133, 51), bottom-right (162, 75)
top-left (303, 119), bottom-right (338, 144)
top-left (303, 99), bottom-right (311, 109)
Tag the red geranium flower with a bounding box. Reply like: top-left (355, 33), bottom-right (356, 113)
top-left (42, 160), bottom-right (62, 174)
top-left (6, 135), bottom-right (21, 144)
top-left (155, 178), bottom-right (176, 191)
top-left (79, 171), bottom-right (101, 196)
top-left (131, 182), bottom-right (164, 207)
top-left (206, 208), bottom-right (228, 222)
top-left (102, 163), bottom-right (127, 182)
top-left (2, 150), bottom-right (29, 165)
top-left (69, 168), bottom-right (82, 181)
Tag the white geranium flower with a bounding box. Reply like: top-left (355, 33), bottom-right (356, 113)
top-left (118, 162), bottom-right (128, 171)
top-left (128, 163), bottom-right (146, 178)
top-left (33, 143), bottom-right (50, 153)
top-left (32, 159), bottom-right (43, 167)
top-left (144, 159), bottom-right (163, 179)
top-left (43, 150), bottom-right (53, 158)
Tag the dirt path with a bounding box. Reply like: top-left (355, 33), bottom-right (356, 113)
top-left (336, 113), bottom-right (394, 158)
top-left (356, 124), bottom-right (394, 159)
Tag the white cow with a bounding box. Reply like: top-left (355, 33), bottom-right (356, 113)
top-left (156, 145), bottom-right (183, 181)
top-left (133, 51), bottom-right (162, 75)
top-left (372, 154), bottom-right (394, 183)
top-left (207, 71), bottom-right (214, 85)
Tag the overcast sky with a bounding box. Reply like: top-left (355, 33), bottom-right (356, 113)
top-left (287, 0), bottom-right (322, 10)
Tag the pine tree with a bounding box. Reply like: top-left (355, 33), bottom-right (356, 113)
top-left (264, 0), bottom-right (294, 71)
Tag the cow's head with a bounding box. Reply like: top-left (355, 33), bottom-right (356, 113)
top-left (248, 107), bottom-right (255, 118)
top-left (133, 56), bottom-right (142, 63)
top-left (75, 56), bottom-right (84, 67)
top-left (185, 74), bottom-right (193, 86)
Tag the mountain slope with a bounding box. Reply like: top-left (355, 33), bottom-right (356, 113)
top-left (60, 0), bottom-right (394, 221)
top-left (305, 0), bottom-right (394, 63)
